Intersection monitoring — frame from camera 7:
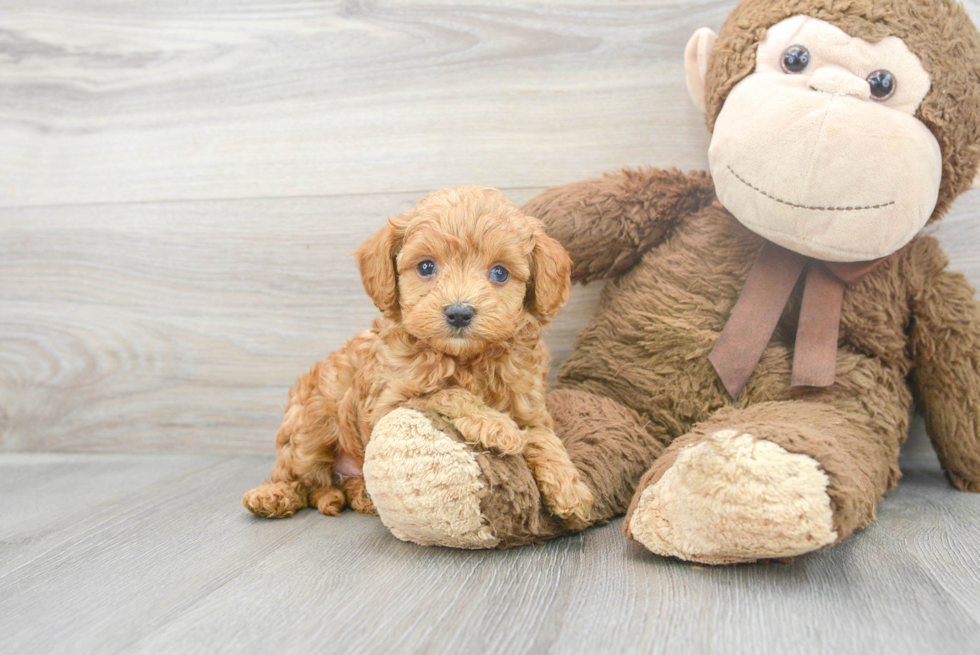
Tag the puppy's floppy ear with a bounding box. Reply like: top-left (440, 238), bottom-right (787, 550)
top-left (526, 219), bottom-right (572, 320)
top-left (354, 218), bottom-right (403, 316)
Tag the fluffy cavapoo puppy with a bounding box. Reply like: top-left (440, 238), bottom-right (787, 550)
top-left (243, 186), bottom-right (594, 525)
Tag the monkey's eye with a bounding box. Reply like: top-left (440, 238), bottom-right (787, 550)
top-left (417, 260), bottom-right (437, 278)
top-left (780, 45), bottom-right (811, 74)
top-left (489, 265), bottom-right (509, 284)
top-left (867, 70), bottom-right (896, 100)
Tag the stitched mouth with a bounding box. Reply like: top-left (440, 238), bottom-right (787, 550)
top-left (727, 165), bottom-right (894, 212)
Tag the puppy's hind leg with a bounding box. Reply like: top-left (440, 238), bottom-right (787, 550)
top-left (242, 430), bottom-right (315, 518)
top-left (243, 364), bottom-right (340, 518)
top-left (243, 480), bottom-right (310, 519)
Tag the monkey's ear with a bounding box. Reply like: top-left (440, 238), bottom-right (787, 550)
top-left (354, 219), bottom-right (402, 316)
top-left (971, 166), bottom-right (980, 190)
top-left (526, 222), bottom-right (572, 320)
top-left (685, 27), bottom-right (717, 114)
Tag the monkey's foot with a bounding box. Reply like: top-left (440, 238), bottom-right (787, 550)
top-left (627, 429), bottom-right (837, 564)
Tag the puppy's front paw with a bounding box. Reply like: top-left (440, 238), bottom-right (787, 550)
top-left (452, 415), bottom-right (526, 455)
top-left (541, 475), bottom-right (594, 527)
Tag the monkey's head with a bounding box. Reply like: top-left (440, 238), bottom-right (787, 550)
top-left (686, 0), bottom-right (980, 262)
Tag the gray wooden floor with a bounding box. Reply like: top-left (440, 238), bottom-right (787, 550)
top-left (1, 422), bottom-right (980, 655)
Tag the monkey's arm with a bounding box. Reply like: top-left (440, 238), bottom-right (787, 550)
top-left (908, 238), bottom-right (980, 492)
top-left (521, 168), bottom-right (716, 283)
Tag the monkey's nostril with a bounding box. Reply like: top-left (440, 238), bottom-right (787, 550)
top-left (444, 303), bottom-right (476, 329)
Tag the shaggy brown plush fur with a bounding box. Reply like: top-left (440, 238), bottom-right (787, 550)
top-left (359, 0), bottom-right (980, 561)
top-left (536, 192), bottom-right (970, 539)
top-left (434, 172), bottom-right (979, 551)
top-left (242, 187), bottom-right (593, 524)
top-left (499, 0), bottom-right (980, 553)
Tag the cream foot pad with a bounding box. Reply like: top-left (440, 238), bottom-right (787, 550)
top-left (628, 429), bottom-right (837, 564)
top-left (363, 407), bottom-right (499, 549)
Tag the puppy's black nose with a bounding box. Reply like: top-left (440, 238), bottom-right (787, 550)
top-left (444, 303), bottom-right (475, 329)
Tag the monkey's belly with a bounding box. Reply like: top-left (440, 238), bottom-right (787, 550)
top-left (556, 286), bottom-right (733, 432)
top-left (554, 266), bottom-right (907, 436)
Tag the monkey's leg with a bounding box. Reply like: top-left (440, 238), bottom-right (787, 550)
top-left (624, 400), bottom-right (903, 564)
top-left (362, 387), bottom-right (669, 548)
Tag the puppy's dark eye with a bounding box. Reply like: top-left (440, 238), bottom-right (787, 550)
top-left (489, 265), bottom-right (509, 284)
top-left (781, 45), bottom-right (810, 74)
top-left (417, 260), bottom-right (436, 278)
top-left (867, 70), bottom-right (896, 100)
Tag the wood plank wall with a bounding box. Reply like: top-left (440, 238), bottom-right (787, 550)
top-left (1, 1), bottom-right (978, 452)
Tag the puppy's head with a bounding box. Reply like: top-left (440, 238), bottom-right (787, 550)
top-left (355, 186), bottom-right (571, 358)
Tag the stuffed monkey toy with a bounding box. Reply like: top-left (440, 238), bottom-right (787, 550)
top-left (361, 0), bottom-right (980, 563)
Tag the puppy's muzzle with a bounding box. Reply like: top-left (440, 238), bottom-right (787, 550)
top-left (444, 303), bottom-right (476, 329)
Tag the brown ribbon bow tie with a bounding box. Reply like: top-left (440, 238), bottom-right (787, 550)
top-left (709, 240), bottom-right (883, 400)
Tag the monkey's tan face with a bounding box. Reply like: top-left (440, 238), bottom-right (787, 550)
top-left (704, 16), bottom-right (942, 262)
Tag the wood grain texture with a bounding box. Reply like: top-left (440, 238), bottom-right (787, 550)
top-left (0, 1), bottom-right (725, 207)
top-left (3, 3), bottom-right (980, 654)
top-left (0, 0), bottom-right (978, 453)
top-left (1, 450), bottom-right (979, 655)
